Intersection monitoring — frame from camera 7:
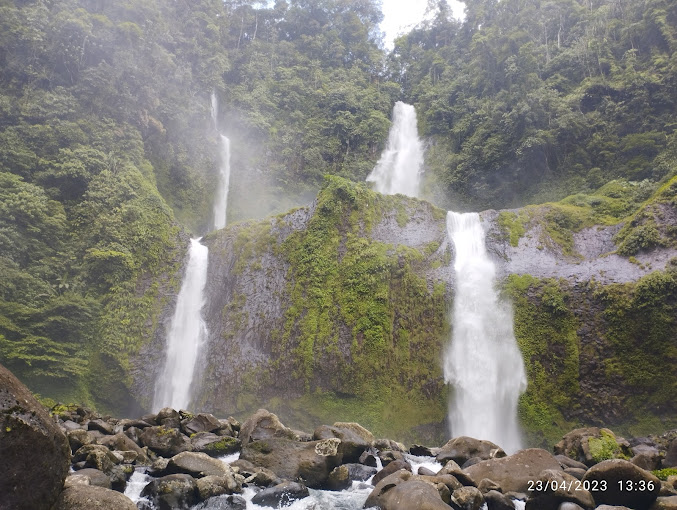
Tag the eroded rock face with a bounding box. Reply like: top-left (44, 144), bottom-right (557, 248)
top-left (0, 363), bottom-right (71, 510)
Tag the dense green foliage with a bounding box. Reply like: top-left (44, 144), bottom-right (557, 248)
top-left (393, 0), bottom-right (677, 210)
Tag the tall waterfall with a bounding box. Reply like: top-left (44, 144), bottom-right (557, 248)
top-left (366, 101), bottom-right (424, 197)
top-left (444, 212), bottom-right (527, 453)
top-left (153, 238), bottom-right (209, 411)
top-left (211, 92), bottom-right (231, 230)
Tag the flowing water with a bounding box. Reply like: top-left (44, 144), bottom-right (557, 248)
top-left (444, 212), bottom-right (527, 453)
top-left (366, 101), bottom-right (424, 197)
top-left (153, 238), bottom-right (209, 411)
top-left (211, 92), bottom-right (232, 230)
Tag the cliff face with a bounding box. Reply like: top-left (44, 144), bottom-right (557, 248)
top-left (141, 176), bottom-right (677, 446)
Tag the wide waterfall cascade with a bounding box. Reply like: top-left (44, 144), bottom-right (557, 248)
top-left (211, 92), bottom-right (231, 230)
top-left (153, 238), bottom-right (209, 411)
top-left (444, 212), bottom-right (527, 454)
top-left (366, 101), bottom-right (424, 198)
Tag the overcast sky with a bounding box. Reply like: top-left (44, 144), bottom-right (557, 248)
top-left (380, 0), bottom-right (465, 49)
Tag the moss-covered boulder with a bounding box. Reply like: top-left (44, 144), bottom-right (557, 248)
top-left (0, 362), bottom-right (70, 510)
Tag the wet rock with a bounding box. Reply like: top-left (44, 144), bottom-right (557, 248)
top-left (140, 425), bottom-right (192, 457)
top-left (240, 437), bottom-right (341, 488)
top-left (436, 436), bottom-right (506, 465)
top-left (327, 465), bottom-right (351, 491)
top-left (439, 459), bottom-right (477, 486)
top-left (524, 469), bottom-right (595, 510)
top-left (182, 413), bottom-right (223, 435)
top-left (345, 463), bottom-right (378, 482)
top-left (484, 490), bottom-right (515, 510)
top-left (73, 444), bottom-right (121, 473)
top-left (371, 459), bottom-right (412, 486)
top-left (373, 438), bottom-right (406, 452)
top-left (64, 468), bottom-right (112, 489)
top-left (61, 420), bottom-right (82, 431)
top-left (477, 478), bottom-right (501, 493)
top-left (419, 466), bottom-right (438, 476)
top-left (193, 494), bottom-right (247, 510)
top-left (251, 481), bottom-right (310, 508)
top-left (140, 473), bottom-right (199, 510)
top-left (359, 449), bottom-right (378, 467)
top-left (451, 486), bottom-right (484, 510)
top-left (0, 363), bottom-right (71, 510)
top-left (582, 458), bottom-right (660, 509)
top-left (124, 425), bottom-right (142, 445)
top-left (88, 419), bottom-right (114, 435)
top-left (167, 451), bottom-right (230, 477)
top-left (238, 409), bottom-right (296, 444)
top-left (53, 485), bottom-right (137, 509)
top-left (464, 448), bottom-right (563, 493)
top-left (556, 455), bottom-right (588, 470)
top-left (378, 449), bottom-right (405, 465)
top-left (557, 504), bottom-right (586, 510)
top-left (410, 444), bottom-right (437, 457)
top-left (195, 473), bottom-right (244, 500)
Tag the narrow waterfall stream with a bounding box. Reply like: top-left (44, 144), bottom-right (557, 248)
top-left (153, 238), bottom-right (209, 411)
top-left (211, 92), bottom-right (232, 230)
top-left (444, 212), bottom-right (527, 453)
top-left (366, 101), bottom-right (424, 197)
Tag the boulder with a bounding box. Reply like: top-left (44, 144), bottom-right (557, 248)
top-left (373, 438), bottom-right (406, 452)
top-left (371, 459), bottom-right (412, 486)
top-left (251, 481), bottom-right (310, 507)
top-left (181, 413), bottom-right (223, 435)
top-left (554, 428), bottom-right (630, 467)
top-left (327, 465), bottom-right (351, 491)
top-left (564, 467), bottom-right (587, 480)
top-left (240, 437), bottom-right (341, 488)
top-left (436, 436), bottom-right (506, 465)
top-left (88, 419), bottom-right (114, 435)
top-left (314, 423), bottom-right (371, 463)
top-left (156, 407), bottom-right (182, 429)
top-left (52, 485), bottom-right (137, 509)
top-left (73, 444), bottom-right (121, 473)
top-left (140, 473), bottom-right (198, 510)
top-left (477, 478), bottom-right (502, 493)
top-left (440, 459), bottom-right (478, 486)
top-left (193, 494), bottom-right (247, 510)
top-left (484, 490), bottom-right (516, 510)
top-left (633, 452), bottom-right (663, 472)
top-left (524, 469), bottom-right (595, 510)
top-left (410, 444), bottom-right (437, 457)
top-left (359, 449), bottom-right (379, 467)
top-left (0, 363), bottom-right (71, 510)
top-left (556, 455), bottom-right (588, 470)
top-left (378, 449), bottom-right (405, 465)
top-left (649, 496), bottom-right (677, 509)
top-left (364, 470), bottom-right (450, 510)
top-left (464, 448), bottom-right (563, 493)
top-left (67, 428), bottom-right (95, 453)
top-left (64, 468), bottom-right (112, 489)
top-left (582, 458), bottom-right (661, 509)
top-left (345, 463), bottom-right (378, 482)
top-left (140, 425), bottom-right (191, 457)
top-left (419, 466), bottom-right (438, 476)
top-left (664, 439), bottom-right (677, 468)
top-left (166, 451), bottom-right (230, 477)
top-left (238, 409), bottom-right (295, 444)
top-left (98, 432), bottom-right (150, 463)
top-left (191, 432), bottom-right (241, 457)
top-left (195, 473), bottom-right (243, 500)
top-left (451, 486), bottom-right (484, 510)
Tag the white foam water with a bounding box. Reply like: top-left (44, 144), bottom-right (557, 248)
top-left (444, 212), bottom-right (527, 454)
top-left (366, 101), bottom-right (424, 197)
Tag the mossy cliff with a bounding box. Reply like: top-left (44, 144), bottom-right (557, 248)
top-left (141, 176), bottom-right (676, 447)
top-left (197, 177), bottom-right (451, 443)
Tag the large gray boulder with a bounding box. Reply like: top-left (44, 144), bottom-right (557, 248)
top-left (464, 448), bottom-right (562, 493)
top-left (313, 423), bottom-right (372, 463)
top-left (582, 459), bottom-right (660, 509)
top-left (524, 469), bottom-right (595, 510)
top-left (166, 451), bottom-right (230, 478)
top-left (52, 485), bottom-right (136, 509)
top-left (240, 437), bottom-right (341, 488)
top-left (436, 436), bottom-right (506, 465)
top-left (140, 473), bottom-right (199, 510)
top-left (238, 409), bottom-right (296, 444)
top-left (0, 363), bottom-right (71, 510)
top-left (251, 481), bottom-right (310, 507)
top-left (364, 470), bottom-right (450, 510)
top-left (140, 425), bottom-right (192, 457)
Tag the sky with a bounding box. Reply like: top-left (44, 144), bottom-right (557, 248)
top-left (380, 0), bottom-right (466, 49)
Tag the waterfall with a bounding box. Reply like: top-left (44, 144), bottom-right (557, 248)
top-left (211, 92), bottom-right (231, 230)
top-left (153, 238), bottom-right (209, 411)
top-left (444, 212), bottom-right (527, 453)
top-left (366, 101), bottom-right (424, 198)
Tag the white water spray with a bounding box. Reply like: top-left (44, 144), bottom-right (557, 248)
top-left (366, 101), bottom-right (424, 197)
top-left (154, 238), bottom-right (209, 411)
top-left (211, 92), bottom-right (231, 230)
top-left (444, 212), bottom-right (527, 453)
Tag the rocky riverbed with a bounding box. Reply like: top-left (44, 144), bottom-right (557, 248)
top-left (3, 362), bottom-right (677, 510)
